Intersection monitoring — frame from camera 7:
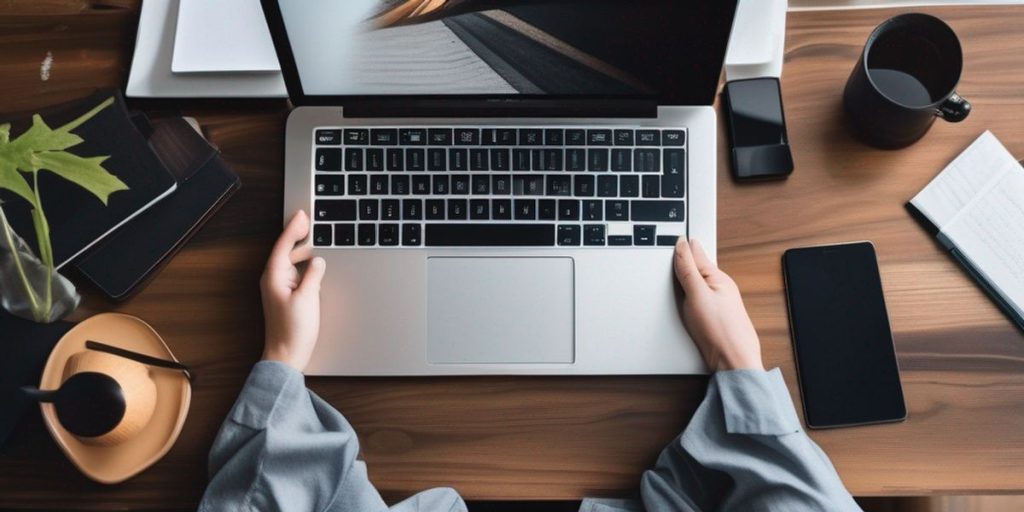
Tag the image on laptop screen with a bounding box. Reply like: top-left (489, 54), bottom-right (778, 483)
top-left (276, 0), bottom-right (735, 101)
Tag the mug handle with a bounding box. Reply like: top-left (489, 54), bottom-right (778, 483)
top-left (938, 93), bottom-right (971, 123)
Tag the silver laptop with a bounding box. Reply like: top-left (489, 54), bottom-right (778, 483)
top-left (263, 0), bottom-right (738, 375)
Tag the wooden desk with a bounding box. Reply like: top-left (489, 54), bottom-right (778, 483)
top-left (1, 2), bottom-right (1023, 508)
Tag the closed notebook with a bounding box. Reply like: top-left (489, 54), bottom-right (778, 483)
top-left (906, 130), bottom-right (1024, 330)
top-left (0, 91), bottom-right (177, 269)
top-left (74, 117), bottom-right (241, 301)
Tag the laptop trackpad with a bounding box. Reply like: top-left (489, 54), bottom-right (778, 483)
top-left (427, 257), bottom-right (575, 364)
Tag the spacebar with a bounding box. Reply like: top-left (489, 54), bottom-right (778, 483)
top-left (425, 224), bottom-right (555, 246)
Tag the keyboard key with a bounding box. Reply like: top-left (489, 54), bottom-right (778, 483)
top-left (588, 129), bottom-right (612, 145)
top-left (557, 225), bottom-right (581, 246)
top-left (472, 175), bottom-right (490, 194)
top-left (588, 149), bottom-right (608, 172)
top-left (313, 223), bottom-right (332, 246)
top-left (519, 128), bottom-right (542, 145)
top-left (429, 128), bottom-right (452, 145)
top-left (662, 173), bottom-right (684, 198)
top-left (432, 175), bottom-right (450, 194)
top-left (426, 224), bottom-right (555, 246)
top-left (455, 128), bottom-right (479, 145)
top-left (582, 200), bottom-right (603, 221)
top-left (663, 130), bottom-right (685, 146)
top-left (662, 148), bottom-right (685, 198)
top-left (449, 149), bottom-right (468, 171)
top-left (335, 224), bottom-right (356, 245)
top-left (359, 199), bottom-right (378, 220)
top-left (584, 224), bottom-right (606, 245)
top-left (399, 129), bottom-right (426, 145)
top-left (608, 235), bottom-right (632, 246)
top-left (634, 225), bottom-right (656, 245)
top-left (566, 148), bottom-right (586, 171)
top-left (402, 223), bottom-right (422, 246)
top-left (345, 148), bottom-right (363, 171)
top-left (558, 199), bottom-right (580, 220)
top-left (574, 175), bottom-right (595, 197)
top-left (611, 148), bottom-right (632, 172)
top-left (634, 149), bottom-right (660, 173)
top-left (318, 129), bottom-right (342, 145)
top-left (620, 175), bottom-right (639, 197)
top-left (403, 199), bottom-right (422, 220)
top-left (406, 148), bottom-right (425, 171)
top-left (427, 148), bottom-right (446, 170)
top-left (657, 235), bottom-right (679, 246)
top-left (381, 199), bottom-right (400, 220)
top-left (513, 174), bottom-right (543, 195)
top-left (632, 200), bottom-right (685, 222)
top-left (358, 224), bottom-right (376, 245)
top-left (470, 199), bottom-right (489, 219)
top-left (348, 174), bottom-right (367, 195)
top-left (386, 148), bottom-right (404, 171)
top-left (452, 174), bottom-right (470, 194)
top-left (636, 130), bottom-right (660, 146)
top-left (315, 175), bottom-right (344, 196)
top-left (379, 223), bottom-right (400, 245)
top-left (490, 149), bottom-right (510, 171)
top-left (542, 149), bottom-right (562, 171)
top-left (514, 199), bottom-right (536, 220)
top-left (342, 129), bottom-right (366, 145)
top-left (538, 199), bottom-right (557, 220)
top-left (597, 175), bottom-right (617, 197)
top-left (426, 199), bottom-right (445, 220)
top-left (470, 148), bottom-right (488, 170)
top-left (391, 175), bottom-right (409, 195)
top-left (366, 148), bottom-right (384, 171)
top-left (546, 175), bottom-right (571, 196)
top-left (492, 199), bottom-right (512, 220)
top-left (371, 129), bottom-right (398, 145)
top-left (606, 200), bottom-right (628, 221)
top-left (614, 129), bottom-right (634, 146)
top-left (513, 148), bottom-right (531, 170)
top-left (642, 175), bottom-right (660, 197)
top-left (315, 148), bottom-right (341, 171)
top-left (369, 174), bottom-right (388, 195)
top-left (482, 128), bottom-right (516, 145)
top-left (492, 175), bottom-right (511, 195)
top-left (412, 175), bottom-right (430, 195)
top-left (565, 129), bottom-right (586, 145)
top-left (448, 199), bottom-right (468, 219)
top-left (545, 129), bottom-right (564, 145)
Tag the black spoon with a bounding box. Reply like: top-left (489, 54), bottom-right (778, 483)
top-left (22, 372), bottom-right (126, 438)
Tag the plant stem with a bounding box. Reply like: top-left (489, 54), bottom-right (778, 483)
top-left (31, 172), bottom-right (53, 321)
top-left (57, 97), bottom-right (114, 133)
top-left (0, 205), bottom-right (41, 313)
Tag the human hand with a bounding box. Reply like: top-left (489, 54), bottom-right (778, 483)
top-left (674, 239), bottom-right (764, 371)
top-left (260, 210), bottom-right (326, 371)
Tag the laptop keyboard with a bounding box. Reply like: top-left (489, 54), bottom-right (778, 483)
top-left (311, 127), bottom-right (686, 247)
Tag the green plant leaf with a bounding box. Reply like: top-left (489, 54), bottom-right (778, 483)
top-left (0, 161), bottom-right (34, 204)
top-left (34, 152), bottom-right (127, 205)
top-left (0, 123), bottom-right (9, 144)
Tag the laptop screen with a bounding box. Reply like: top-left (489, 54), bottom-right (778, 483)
top-left (266, 0), bottom-right (737, 106)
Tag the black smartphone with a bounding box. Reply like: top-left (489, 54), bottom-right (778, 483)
top-left (723, 77), bottom-right (794, 180)
top-left (783, 242), bottom-right (907, 429)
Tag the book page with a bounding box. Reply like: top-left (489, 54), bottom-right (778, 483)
top-left (911, 131), bottom-right (1017, 228)
top-left (941, 167), bottom-right (1024, 318)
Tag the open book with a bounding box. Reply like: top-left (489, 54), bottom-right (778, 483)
top-left (907, 131), bottom-right (1024, 330)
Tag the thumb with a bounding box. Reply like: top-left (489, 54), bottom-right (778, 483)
top-left (674, 238), bottom-right (708, 295)
top-left (297, 257), bottom-right (326, 295)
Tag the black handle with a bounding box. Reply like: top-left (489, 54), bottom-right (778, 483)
top-left (86, 340), bottom-right (195, 385)
top-left (938, 93), bottom-right (971, 122)
top-left (20, 386), bottom-right (58, 403)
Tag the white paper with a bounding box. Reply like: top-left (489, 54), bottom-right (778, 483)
top-left (172, 0), bottom-right (280, 73)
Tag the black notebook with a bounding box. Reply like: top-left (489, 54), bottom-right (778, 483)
top-left (0, 91), bottom-right (177, 269)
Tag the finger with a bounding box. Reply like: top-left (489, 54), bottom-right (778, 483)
top-left (690, 239), bottom-right (717, 278)
top-left (674, 238), bottom-right (708, 294)
top-left (290, 244), bottom-right (313, 265)
top-left (297, 257), bottom-right (326, 295)
top-left (268, 211), bottom-right (310, 271)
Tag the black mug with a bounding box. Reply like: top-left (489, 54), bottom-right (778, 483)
top-left (843, 13), bottom-right (971, 149)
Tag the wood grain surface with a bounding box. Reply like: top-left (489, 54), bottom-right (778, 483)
top-left (1, 1), bottom-right (1024, 508)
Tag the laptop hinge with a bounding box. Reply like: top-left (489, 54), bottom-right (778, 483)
top-left (341, 98), bottom-right (659, 119)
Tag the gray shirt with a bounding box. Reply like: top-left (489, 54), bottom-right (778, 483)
top-left (199, 362), bottom-right (861, 511)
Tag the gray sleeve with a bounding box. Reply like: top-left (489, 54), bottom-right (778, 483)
top-left (199, 361), bottom-right (466, 512)
top-left (639, 368), bottom-right (863, 512)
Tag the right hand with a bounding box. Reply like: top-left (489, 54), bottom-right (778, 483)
top-left (673, 239), bottom-right (764, 372)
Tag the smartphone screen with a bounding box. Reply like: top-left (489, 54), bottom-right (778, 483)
top-left (723, 77), bottom-right (793, 180)
top-left (783, 242), bottom-right (907, 428)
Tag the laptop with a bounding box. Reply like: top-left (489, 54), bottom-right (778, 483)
top-left (262, 0), bottom-right (738, 375)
